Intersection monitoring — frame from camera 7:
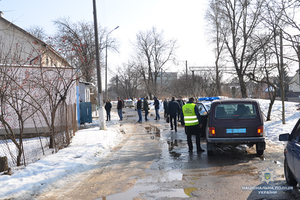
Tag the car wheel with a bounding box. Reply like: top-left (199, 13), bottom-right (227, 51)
top-left (256, 150), bottom-right (263, 156)
top-left (256, 144), bottom-right (264, 156)
top-left (284, 158), bottom-right (297, 186)
top-left (207, 150), bottom-right (213, 156)
top-left (207, 142), bottom-right (214, 156)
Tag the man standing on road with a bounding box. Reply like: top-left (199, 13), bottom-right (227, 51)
top-left (117, 97), bottom-right (123, 121)
top-left (163, 98), bottom-right (168, 119)
top-left (144, 96), bottom-right (149, 121)
top-left (137, 98), bottom-right (142, 123)
top-left (154, 97), bottom-right (160, 120)
top-left (177, 96), bottom-right (185, 121)
top-left (168, 97), bottom-right (180, 132)
top-left (181, 97), bottom-right (205, 154)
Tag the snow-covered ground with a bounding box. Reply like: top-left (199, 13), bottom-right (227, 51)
top-left (0, 98), bottom-right (299, 199)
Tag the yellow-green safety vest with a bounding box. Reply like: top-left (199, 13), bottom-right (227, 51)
top-left (182, 103), bottom-right (199, 126)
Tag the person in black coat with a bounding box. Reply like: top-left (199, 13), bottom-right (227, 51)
top-left (154, 97), bottom-right (160, 120)
top-left (105, 99), bottom-right (112, 121)
top-left (168, 97), bottom-right (180, 132)
top-left (144, 96), bottom-right (149, 121)
top-left (117, 97), bottom-right (123, 121)
top-left (163, 98), bottom-right (168, 118)
top-left (177, 96), bottom-right (185, 121)
top-left (137, 98), bottom-right (142, 123)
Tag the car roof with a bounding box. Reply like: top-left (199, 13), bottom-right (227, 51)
top-left (211, 99), bottom-right (259, 104)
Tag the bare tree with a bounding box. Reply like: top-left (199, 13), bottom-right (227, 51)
top-left (215, 0), bottom-right (266, 98)
top-left (110, 61), bottom-right (141, 99)
top-left (206, 0), bottom-right (226, 96)
top-left (260, 0), bottom-right (299, 123)
top-left (246, 34), bottom-right (278, 121)
top-left (133, 27), bottom-right (177, 98)
top-left (26, 25), bottom-right (47, 41)
top-left (51, 18), bottom-right (118, 83)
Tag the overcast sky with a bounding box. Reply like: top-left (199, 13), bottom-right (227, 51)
top-left (1, 0), bottom-right (215, 80)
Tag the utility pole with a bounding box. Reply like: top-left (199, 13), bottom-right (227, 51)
top-left (192, 70), bottom-right (195, 97)
top-left (93, 0), bottom-right (106, 130)
top-left (185, 60), bottom-right (188, 82)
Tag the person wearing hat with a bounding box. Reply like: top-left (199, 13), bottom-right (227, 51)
top-left (181, 97), bottom-right (205, 154)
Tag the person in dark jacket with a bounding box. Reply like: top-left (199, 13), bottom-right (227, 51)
top-left (163, 98), bottom-right (168, 118)
top-left (117, 97), bottom-right (123, 121)
top-left (144, 96), bottom-right (149, 121)
top-left (181, 97), bottom-right (204, 154)
top-left (137, 98), bottom-right (142, 123)
top-left (104, 99), bottom-right (112, 121)
top-left (177, 96), bottom-right (185, 121)
top-left (168, 97), bottom-right (180, 132)
top-left (154, 97), bottom-right (160, 120)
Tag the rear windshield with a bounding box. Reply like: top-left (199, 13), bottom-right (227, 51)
top-left (214, 103), bottom-right (257, 119)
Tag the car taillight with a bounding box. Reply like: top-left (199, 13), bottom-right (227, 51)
top-left (257, 126), bottom-right (263, 136)
top-left (209, 127), bottom-right (216, 136)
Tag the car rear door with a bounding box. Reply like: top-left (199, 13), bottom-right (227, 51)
top-left (211, 102), bottom-right (262, 138)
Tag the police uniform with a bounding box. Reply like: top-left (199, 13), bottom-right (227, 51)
top-left (182, 101), bottom-right (204, 153)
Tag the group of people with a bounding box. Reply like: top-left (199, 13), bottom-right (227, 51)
top-left (104, 96), bottom-right (204, 154)
top-left (104, 96), bottom-right (160, 122)
top-left (103, 96), bottom-right (124, 121)
top-left (136, 96), bottom-right (160, 123)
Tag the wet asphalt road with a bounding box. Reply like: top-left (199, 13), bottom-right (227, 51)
top-left (38, 108), bottom-right (300, 200)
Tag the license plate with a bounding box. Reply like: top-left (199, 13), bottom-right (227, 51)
top-left (226, 128), bottom-right (246, 133)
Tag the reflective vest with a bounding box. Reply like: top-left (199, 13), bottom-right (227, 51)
top-left (182, 103), bottom-right (199, 126)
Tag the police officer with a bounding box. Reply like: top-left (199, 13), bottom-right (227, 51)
top-left (181, 97), bottom-right (205, 154)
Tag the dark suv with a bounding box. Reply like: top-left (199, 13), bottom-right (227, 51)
top-left (279, 119), bottom-right (300, 186)
top-left (206, 99), bottom-right (265, 156)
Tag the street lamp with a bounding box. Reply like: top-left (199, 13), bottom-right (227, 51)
top-left (105, 26), bottom-right (119, 101)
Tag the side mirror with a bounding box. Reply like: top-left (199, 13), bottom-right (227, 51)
top-left (279, 133), bottom-right (290, 141)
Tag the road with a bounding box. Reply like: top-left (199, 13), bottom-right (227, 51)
top-left (38, 108), bottom-right (300, 200)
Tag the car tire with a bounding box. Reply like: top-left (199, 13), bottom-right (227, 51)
top-left (207, 142), bottom-right (214, 156)
top-left (284, 158), bottom-right (297, 186)
top-left (256, 150), bottom-right (264, 156)
top-left (207, 150), bottom-right (213, 156)
top-left (256, 144), bottom-right (264, 156)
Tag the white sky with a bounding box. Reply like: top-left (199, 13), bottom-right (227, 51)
top-left (0, 0), bottom-right (215, 81)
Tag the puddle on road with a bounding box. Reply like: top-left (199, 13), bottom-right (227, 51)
top-left (145, 126), bottom-right (160, 134)
top-left (145, 125), bottom-right (160, 140)
top-left (99, 171), bottom-right (195, 200)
